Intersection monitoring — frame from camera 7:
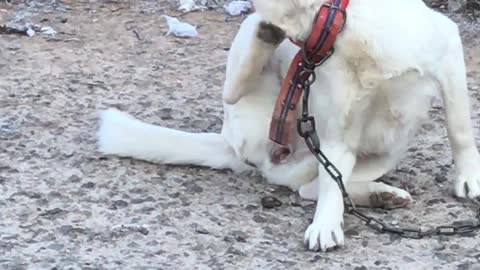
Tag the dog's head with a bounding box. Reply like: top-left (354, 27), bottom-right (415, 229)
top-left (251, 0), bottom-right (322, 42)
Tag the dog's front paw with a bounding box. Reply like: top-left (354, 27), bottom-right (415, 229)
top-left (455, 170), bottom-right (480, 199)
top-left (304, 219), bottom-right (344, 252)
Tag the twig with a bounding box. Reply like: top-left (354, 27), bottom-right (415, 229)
top-left (0, 24), bottom-right (27, 35)
top-left (132, 28), bottom-right (142, 40)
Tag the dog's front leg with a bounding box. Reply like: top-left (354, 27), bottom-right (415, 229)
top-left (304, 142), bottom-right (356, 252)
top-left (438, 37), bottom-right (480, 199)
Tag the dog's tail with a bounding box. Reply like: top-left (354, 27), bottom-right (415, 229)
top-left (97, 109), bottom-right (247, 172)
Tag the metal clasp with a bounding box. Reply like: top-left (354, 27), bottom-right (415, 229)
top-left (297, 116), bottom-right (316, 138)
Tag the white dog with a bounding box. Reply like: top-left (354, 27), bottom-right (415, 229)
top-left (97, 0), bottom-right (480, 252)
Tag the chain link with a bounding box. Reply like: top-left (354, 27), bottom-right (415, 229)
top-left (295, 49), bottom-right (480, 240)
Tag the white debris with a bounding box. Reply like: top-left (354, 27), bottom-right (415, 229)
top-left (162, 15), bottom-right (198, 38)
top-left (6, 23), bottom-right (56, 38)
top-left (224, 0), bottom-right (252, 16)
top-left (26, 27), bottom-right (35, 37)
top-left (40, 26), bottom-right (57, 37)
top-left (178, 0), bottom-right (201, 12)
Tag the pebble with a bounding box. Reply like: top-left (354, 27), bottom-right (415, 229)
top-left (252, 214), bottom-right (267, 223)
top-left (40, 208), bottom-right (65, 217)
top-left (47, 243), bottom-right (64, 251)
top-left (110, 200), bottom-right (129, 210)
top-left (130, 196), bottom-right (155, 204)
top-left (261, 196), bottom-right (282, 209)
top-left (434, 174), bottom-right (448, 183)
top-left (111, 224), bottom-right (149, 237)
top-left (81, 182), bottom-right (95, 189)
top-left (193, 225), bottom-right (209, 235)
top-left (158, 108), bottom-right (173, 120)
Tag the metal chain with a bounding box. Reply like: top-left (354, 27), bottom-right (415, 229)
top-left (295, 50), bottom-right (480, 239)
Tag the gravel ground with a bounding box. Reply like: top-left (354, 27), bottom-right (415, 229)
top-left (1, 1), bottom-right (480, 269)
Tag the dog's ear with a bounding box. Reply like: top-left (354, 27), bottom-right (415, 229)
top-left (249, 0), bottom-right (319, 43)
top-left (223, 21), bottom-right (285, 105)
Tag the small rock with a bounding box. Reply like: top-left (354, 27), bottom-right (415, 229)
top-left (146, 240), bottom-right (160, 246)
top-left (434, 174), bottom-right (448, 184)
top-left (448, 0), bottom-right (467, 12)
top-left (1, 234), bottom-right (18, 240)
top-left (58, 225), bottom-right (86, 236)
top-left (130, 196), bottom-right (155, 204)
top-left (191, 120), bottom-right (210, 131)
top-left (403, 256), bottom-right (416, 263)
top-left (168, 192), bottom-right (181, 198)
top-left (158, 108), bottom-right (173, 120)
top-left (182, 181), bottom-right (204, 193)
top-left (47, 243), bottom-right (64, 251)
top-left (225, 246), bottom-right (246, 257)
top-left (235, 235), bottom-right (247, 243)
top-left (81, 182), bottom-right (95, 189)
top-left (434, 252), bottom-right (450, 261)
top-left (59, 225), bottom-right (74, 235)
top-left (344, 228), bottom-right (360, 237)
top-left (127, 241), bottom-right (140, 248)
top-left (111, 224), bottom-right (149, 237)
top-left (426, 198), bottom-right (447, 206)
top-left (110, 200), bottom-right (129, 209)
top-left (40, 208), bottom-right (65, 218)
top-left (450, 244), bottom-right (460, 249)
top-left (261, 196), bottom-right (282, 209)
top-left (457, 262), bottom-right (472, 270)
top-left (193, 224), bottom-right (209, 235)
top-left (252, 214), bottom-right (267, 223)
top-left (68, 175), bottom-right (81, 183)
top-left (231, 230), bottom-right (248, 243)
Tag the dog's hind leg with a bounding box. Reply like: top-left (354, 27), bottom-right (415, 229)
top-left (222, 13), bottom-right (285, 104)
top-left (435, 23), bottom-right (480, 199)
top-left (299, 153), bottom-right (411, 209)
top-left (97, 109), bottom-right (250, 173)
top-left (299, 180), bottom-right (412, 209)
top-left (347, 182), bottom-right (412, 209)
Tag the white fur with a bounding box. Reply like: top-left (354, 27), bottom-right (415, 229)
top-left (97, 109), bottom-right (250, 172)
top-left (249, 0), bottom-right (480, 251)
top-left (97, 0), bottom-right (480, 252)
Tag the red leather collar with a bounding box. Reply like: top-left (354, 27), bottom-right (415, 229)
top-left (269, 0), bottom-right (349, 163)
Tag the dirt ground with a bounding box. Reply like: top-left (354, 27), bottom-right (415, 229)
top-left (1, 1), bottom-right (480, 270)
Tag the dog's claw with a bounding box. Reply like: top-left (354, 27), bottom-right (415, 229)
top-left (455, 169), bottom-right (480, 199)
top-left (304, 221), bottom-right (344, 252)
